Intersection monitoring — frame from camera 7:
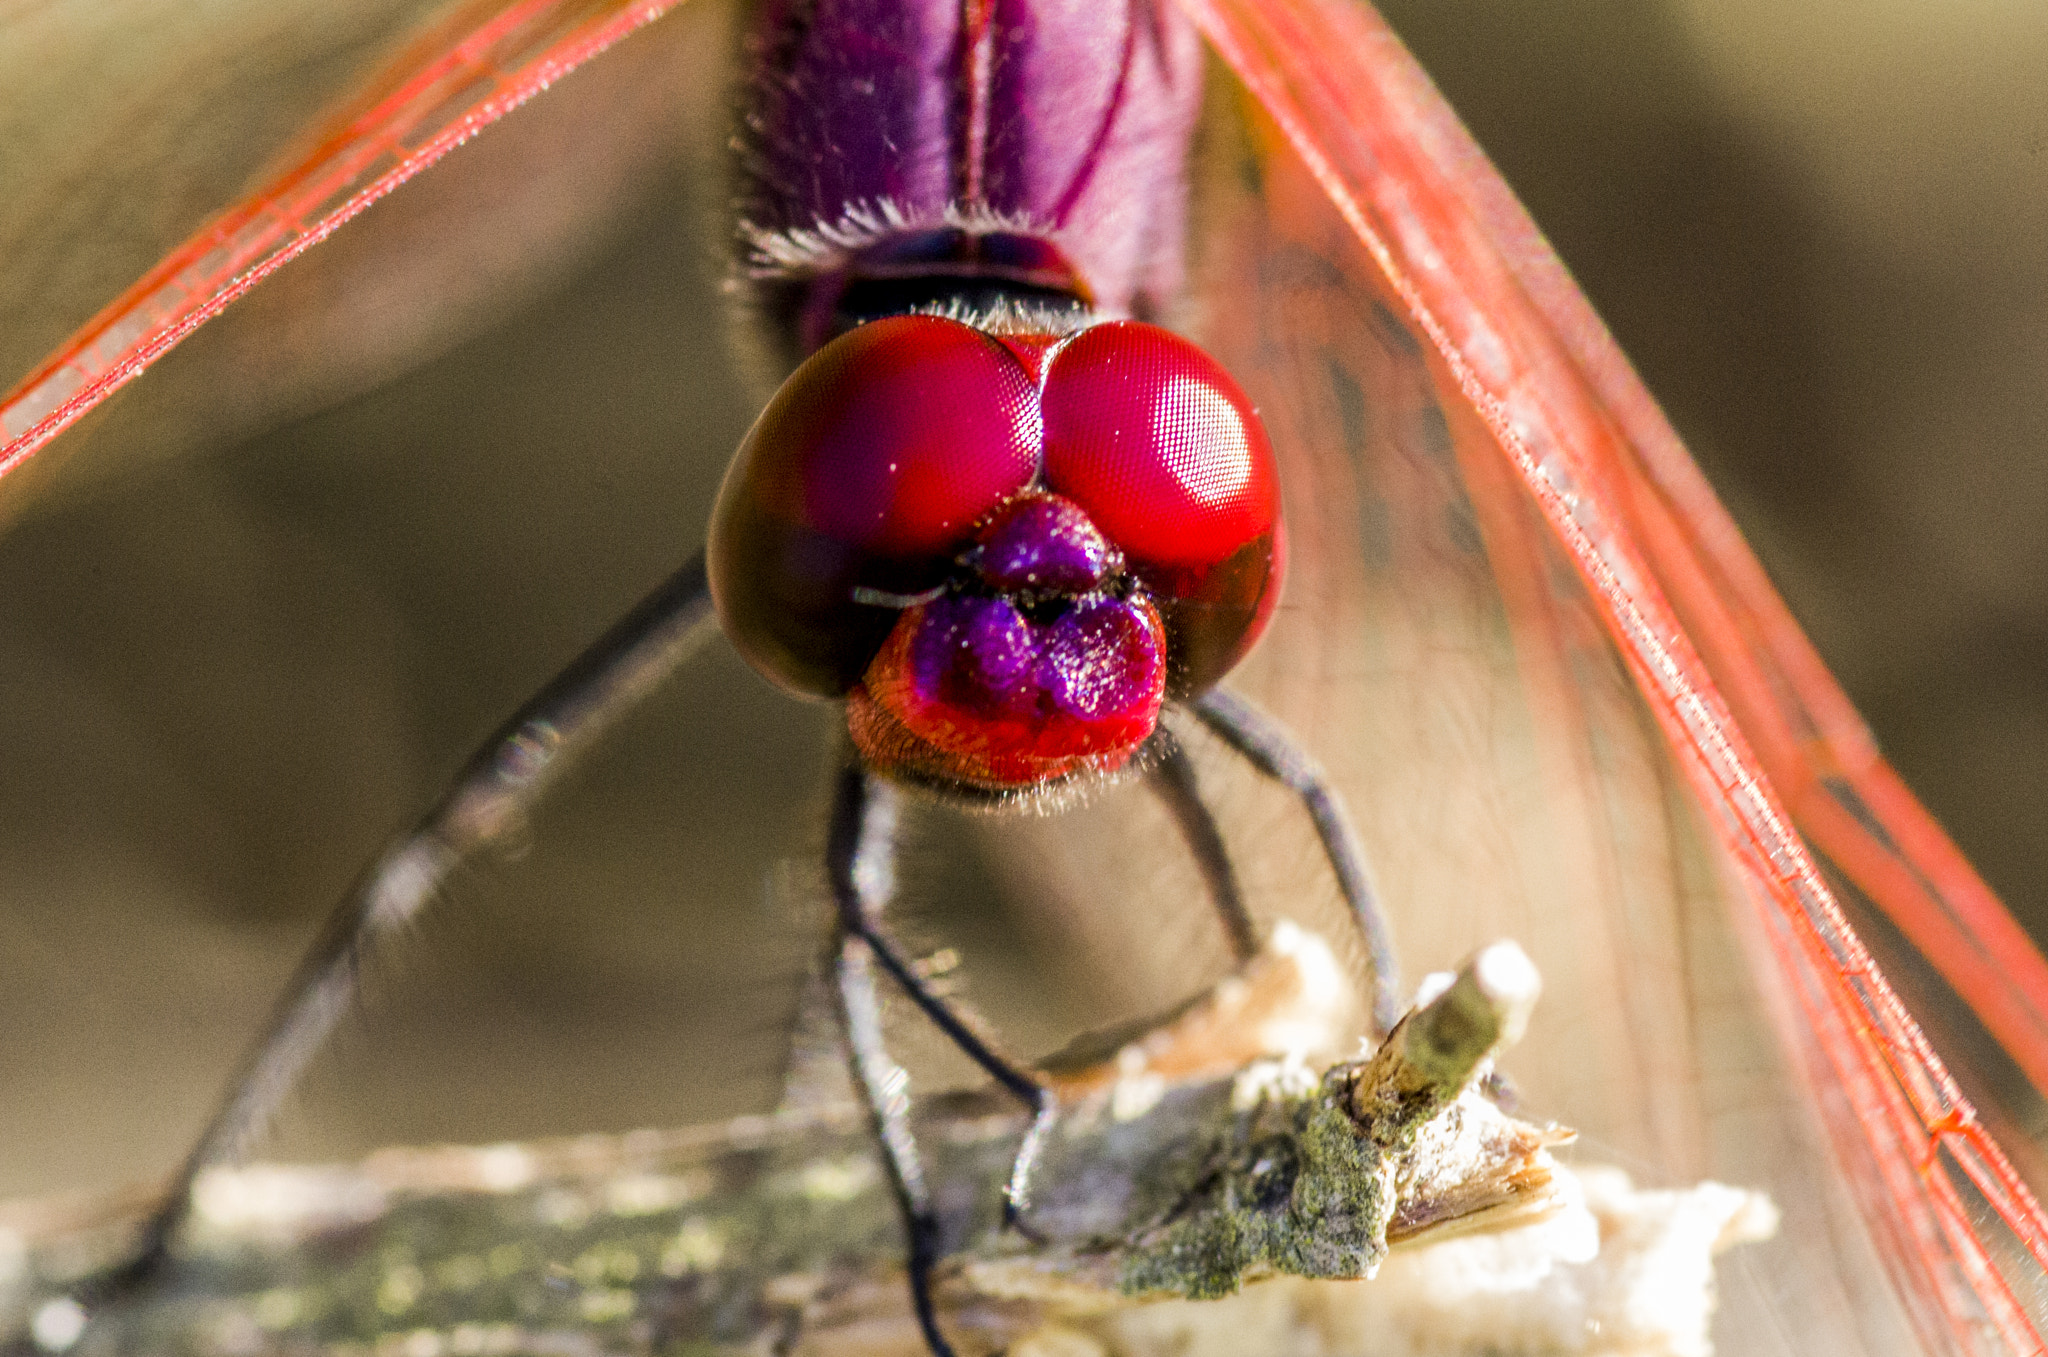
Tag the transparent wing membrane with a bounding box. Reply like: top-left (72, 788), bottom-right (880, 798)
top-left (1173, 64), bottom-right (1905, 1353)
top-left (0, 0), bottom-right (693, 509)
top-left (1181, 0), bottom-right (2048, 1347)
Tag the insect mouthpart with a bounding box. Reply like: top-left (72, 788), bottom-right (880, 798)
top-left (850, 489), bottom-right (1165, 793)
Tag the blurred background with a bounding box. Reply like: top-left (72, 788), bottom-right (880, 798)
top-left (0, 0), bottom-right (2044, 1205)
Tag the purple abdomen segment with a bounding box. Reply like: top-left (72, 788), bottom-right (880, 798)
top-left (741, 0), bottom-right (1203, 322)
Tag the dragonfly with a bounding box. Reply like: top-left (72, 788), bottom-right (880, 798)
top-left (2, 0), bottom-right (2047, 1354)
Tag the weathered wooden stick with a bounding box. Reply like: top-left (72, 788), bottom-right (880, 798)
top-left (0, 937), bottom-right (1771, 1357)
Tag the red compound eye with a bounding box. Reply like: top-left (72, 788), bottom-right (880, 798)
top-left (1041, 321), bottom-right (1283, 695)
top-left (1042, 321), bottom-right (1278, 571)
top-left (710, 315), bottom-right (1041, 696)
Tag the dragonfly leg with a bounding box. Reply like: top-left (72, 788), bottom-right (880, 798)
top-left (830, 927), bottom-right (958, 1357)
top-left (1146, 734), bottom-right (1260, 964)
top-left (1190, 689), bottom-right (1404, 1036)
top-left (825, 763), bottom-right (1056, 1346)
top-left (72, 555), bottom-right (717, 1314)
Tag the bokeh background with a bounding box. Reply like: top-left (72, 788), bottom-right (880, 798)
top-left (1, 0), bottom-right (2044, 1205)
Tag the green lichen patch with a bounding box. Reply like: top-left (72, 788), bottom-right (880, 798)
top-left (1117, 1072), bottom-right (1391, 1301)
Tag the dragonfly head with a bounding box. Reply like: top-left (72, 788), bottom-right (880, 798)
top-left (709, 313), bottom-right (1283, 799)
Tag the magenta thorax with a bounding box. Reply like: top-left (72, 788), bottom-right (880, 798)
top-left (741, 0), bottom-right (1203, 345)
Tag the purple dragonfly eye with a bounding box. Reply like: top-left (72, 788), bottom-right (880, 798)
top-left (709, 313), bottom-right (1283, 793)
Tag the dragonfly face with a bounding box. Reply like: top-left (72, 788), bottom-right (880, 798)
top-left (709, 312), bottom-right (1281, 794)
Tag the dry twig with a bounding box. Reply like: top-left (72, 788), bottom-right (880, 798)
top-left (0, 934), bottom-right (1772, 1356)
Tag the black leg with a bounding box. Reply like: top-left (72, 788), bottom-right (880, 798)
top-left (831, 928), bottom-right (956, 1357)
top-left (825, 764), bottom-right (1054, 1353)
top-left (1146, 735), bottom-right (1260, 965)
top-left (825, 766), bottom-right (1046, 1113)
top-left (79, 554), bottom-right (717, 1309)
top-left (1190, 689), bottom-right (1403, 1035)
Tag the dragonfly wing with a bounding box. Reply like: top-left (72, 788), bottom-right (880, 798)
top-left (1585, 323), bottom-right (2048, 1114)
top-left (0, 0), bottom-right (444, 389)
top-left (1179, 0), bottom-right (2048, 1348)
top-left (0, 0), bottom-right (725, 523)
top-left (1401, 0), bottom-right (2048, 1135)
